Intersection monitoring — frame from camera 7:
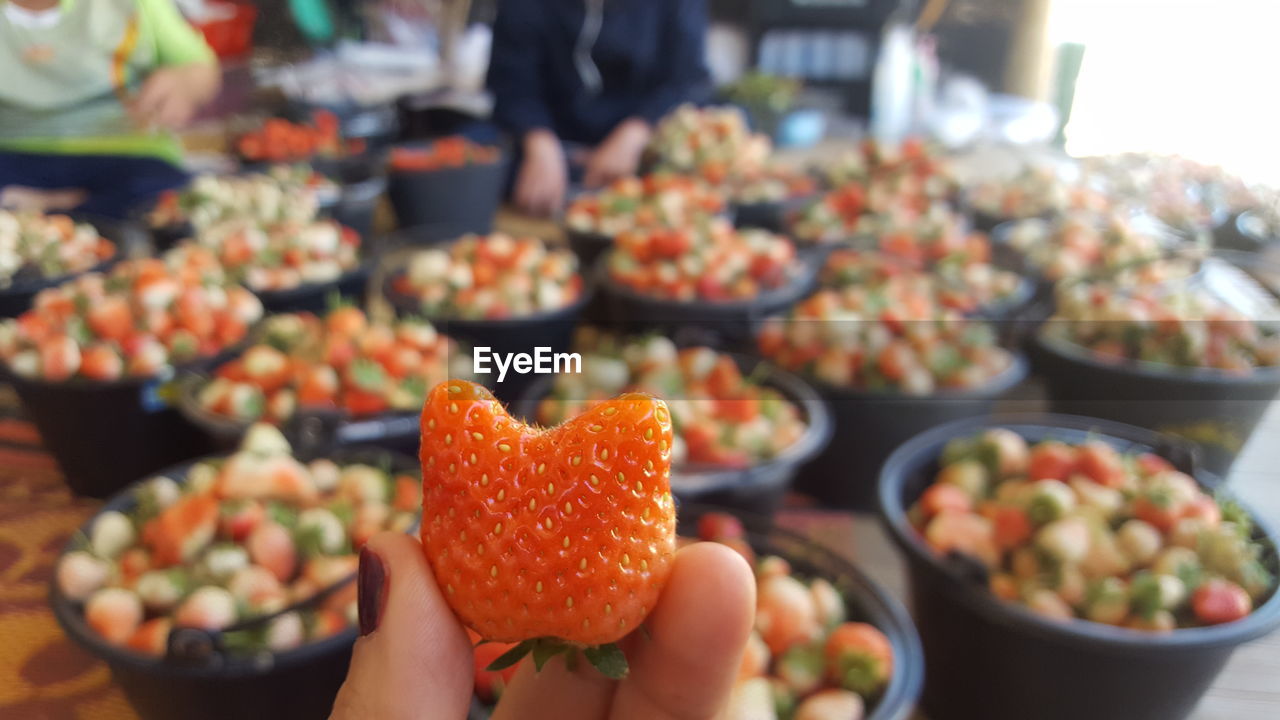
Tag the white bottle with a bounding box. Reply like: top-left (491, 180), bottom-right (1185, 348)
top-left (871, 17), bottom-right (916, 144)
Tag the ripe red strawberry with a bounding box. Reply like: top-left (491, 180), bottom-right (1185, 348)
top-left (419, 380), bottom-right (676, 678)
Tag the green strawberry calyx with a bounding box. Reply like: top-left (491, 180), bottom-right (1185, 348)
top-left (484, 637), bottom-right (629, 680)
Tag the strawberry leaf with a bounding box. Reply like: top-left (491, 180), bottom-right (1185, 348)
top-left (583, 643), bottom-right (629, 680)
top-left (485, 639), bottom-right (535, 672)
top-left (531, 638), bottom-right (571, 671)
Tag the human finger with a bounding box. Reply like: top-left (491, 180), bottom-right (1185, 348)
top-left (329, 532), bottom-right (474, 720)
top-left (610, 542), bottom-right (756, 720)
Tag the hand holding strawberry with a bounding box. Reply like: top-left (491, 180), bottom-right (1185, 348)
top-left (328, 381), bottom-right (755, 720)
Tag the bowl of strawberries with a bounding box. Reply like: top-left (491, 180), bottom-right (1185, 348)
top-left (514, 331), bottom-right (832, 517)
top-left (563, 172), bottom-right (728, 268)
top-left (724, 164), bottom-right (820, 235)
top-left (235, 112), bottom-right (388, 244)
top-left (879, 414), bottom-right (1280, 720)
top-left (0, 255), bottom-right (264, 497)
top-left (597, 218), bottom-right (817, 344)
top-left (684, 507), bottom-right (923, 720)
top-left (382, 233), bottom-right (589, 400)
top-left (1030, 260), bottom-right (1280, 476)
top-left (0, 211), bottom-right (139, 318)
top-left (177, 306), bottom-right (476, 454)
top-left (143, 167), bottom-right (345, 254)
top-left (168, 210), bottom-right (373, 315)
top-left (234, 111), bottom-right (369, 168)
top-left (757, 288), bottom-right (1028, 510)
top-left (50, 424), bottom-right (420, 720)
top-left (386, 137), bottom-right (506, 235)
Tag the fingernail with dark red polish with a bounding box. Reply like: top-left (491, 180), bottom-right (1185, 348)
top-left (358, 546), bottom-right (387, 637)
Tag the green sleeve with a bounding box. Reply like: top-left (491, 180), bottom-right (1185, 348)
top-left (137, 0), bottom-right (216, 67)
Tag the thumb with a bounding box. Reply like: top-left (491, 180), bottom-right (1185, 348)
top-left (330, 532), bottom-right (474, 720)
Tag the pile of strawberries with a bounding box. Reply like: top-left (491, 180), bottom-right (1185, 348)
top-left (196, 306), bottom-right (472, 422)
top-left (609, 219), bottom-right (796, 302)
top-left (911, 430), bottom-right (1273, 630)
top-left (706, 513), bottom-right (895, 719)
top-left (565, 173), bottom-right (727, 237)
top-left (235, 110), bottom-right (365, 164)
top-left (391, 234), bottom-right (583, 320)
top-left (387, 137), bottom-right (501, 173)
top-left (56, 424), bottom-right (419, 657)
top-left (0, 255), bottom-right (263, 381)
top-left (536, 333), bottom-right (809, 468)
top-left (821, 248), bottom-right (1024, 316)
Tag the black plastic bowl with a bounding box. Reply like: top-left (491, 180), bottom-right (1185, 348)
top-left (0, 214), bottom-right (142, 318)
top-left (315, 154), bottom-right (388, 243)
top-left (147, 220), bottom-right (193, 254)
top-left (174, 370), bottom-right (428, 457)
top-left (879, 413), bottom-right (1280, 720)
top-left (677, 504), bottom-right (924, 720)
top-left (50, 446), bottom-right (418, 720)
top-left (0, 350), bottom-right (239, 498)
top-left (383, 276), bottom-right (592, 403)
top-left (1031, 329), bottom-right (1280, 478)
top-left (251, 261), bottom-right (373, 315)
top-left (732, 195), bottom-right (812, 234)
top-left (386, 145), bottom-right (508, 235)
top-left (793, 353), bottom-right (1029, 511)
top-left (593, 251), bottom-right (819, 346)
top-left (511, 355), bottom-right (833, 518)
top-left (564, 227), bottom-right (614, 269)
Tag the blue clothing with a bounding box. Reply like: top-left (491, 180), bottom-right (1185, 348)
top-left (487, 0), bottom-right (711, 145)
top-left (0, 151), bottom-right (188, 218)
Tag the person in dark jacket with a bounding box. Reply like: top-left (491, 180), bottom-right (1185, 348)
top-left (487, 0), bottom-right (710, 216)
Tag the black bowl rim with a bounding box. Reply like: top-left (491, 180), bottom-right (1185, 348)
top-left (248, 257), bottom-right (374, 306)
top-left (1032, 328), bottom-right (1280, 385)
top-left (676, 502), bottom-right (924, 720)
top-left (510, 353), bottom-right (834, 493)
top-left (878, 412), bottom-right (1280, 653)
top-left (595, 245), bottom-right (820, 314)
top-left (563, 226), bottom-right (614, 248)
top-left (173, 357), bottom-right (435, 445)
top-left (49, 445), bottom-right (419, 678)
top-left (729, 192), bottom-right (819, 215)
top-left (0, 256), bottom-right (118, 298)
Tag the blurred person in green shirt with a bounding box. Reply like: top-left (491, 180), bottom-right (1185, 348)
top-left (0, 0), bottom-right (221, 217)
